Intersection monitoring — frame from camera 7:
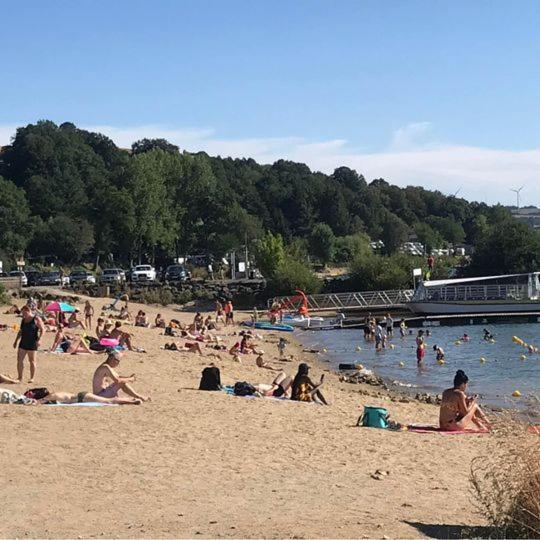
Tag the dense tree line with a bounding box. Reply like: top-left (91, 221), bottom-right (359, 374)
top-left (0, 120), bottom-right (539, 285)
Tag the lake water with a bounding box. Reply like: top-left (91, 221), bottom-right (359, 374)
top-left (296, 322), bottom-right (540, 414)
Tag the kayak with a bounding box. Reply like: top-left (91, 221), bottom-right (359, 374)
top-left (243, 321), bottom-right (294, 332)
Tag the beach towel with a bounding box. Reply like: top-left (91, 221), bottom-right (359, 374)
top-left (407, 424), bottom-right (488, 435)
top-left (47, 402), bottom-right (117, 407)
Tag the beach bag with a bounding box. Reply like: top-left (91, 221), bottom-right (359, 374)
top-left (233, 381), bottom-right (256, 397)
top-left (357, 406), bottom-right (389, 429)
top-left (199, 367), bottom-right (222, 391)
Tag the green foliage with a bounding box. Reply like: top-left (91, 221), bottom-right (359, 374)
top-left (30, 214), bottom-right (94, 263)
top-left (254, 232), bottom-right (285, 279)
top-left (309, 223), bottom-right (336, 265)
top-left (0, 120), bottom-right (530, 274)
top-left (0, 283), bottom-right (9, 305)
top-left (334, 233), bottom-right (372, 263)
top-left (349, 252), bottom-right (416, 290)
top-left (380, 212), bottom-right (409, 255)
top-left (413, 222), bottom-right (443, 254)
top-left (270, 256), bottom-right (322, 295)
top-left (0, 176), bottom-right (33, 257)
top-left (469, 219), bottom-right (540, 275)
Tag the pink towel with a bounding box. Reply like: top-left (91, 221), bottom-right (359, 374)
top-left (407, 424), bottom-right (488, 435)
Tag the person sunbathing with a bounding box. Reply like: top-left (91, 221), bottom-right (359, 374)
top-left (255, 353), bottom-right (280, 371)
top-left (253, 371), bottom-right (293, 398)
top-left (37, 389), bottom-right (142, 405)
top-left (291, 363), bottom-right (329, 405)
top-left (0, 373), bottom-right (19, 384)
top-left (68, 310), bottom-right (86, 330)
top-left (164, 342), bottom-right (203, 354)
top-left (4, 304), bottom-right (21, 315)
top-left (92, 351), bottom-right (150, 402)
top-left (50, 326), bottom-right (95, 354)
top-left (439, 370), bottom-right (491, 432)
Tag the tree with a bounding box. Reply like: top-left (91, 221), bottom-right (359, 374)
top-left (413, 222), bottom-right (443, 254)
top-left (270, 256), bottom-right (321, 295)
top-left (30, 215), bottom-right (94, 263)
top-left (0, 176), bottom-right (33, 257)
top-left (468, 220), bottom-right (540, 275)
top-left (131, 138), bottom-right (179, 155)
top-left (309, 223), bottom-right (336, 266)
top-left (334, 233), bottom-right (372, 263)
top-left (380, 212), bottom-right (409, 255)
top-left (254, 232), bottom-right (285, 279)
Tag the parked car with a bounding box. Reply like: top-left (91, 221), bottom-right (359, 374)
top-left (26, 271), bottom-right (43, 287)
top-left (9, 271), bottom-right (28, 286)
top-left (99, 268), bottom-right (126, 284)
top-left (69, 270), bottom-right (96, 284)
top-left (130, 265), bottom-right (156, 282)
top-left (39, 271), bottom-right (68, 286)
top-left (163, 264), bottom-right (190, 283)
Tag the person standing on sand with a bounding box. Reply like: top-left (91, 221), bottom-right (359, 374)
top-left (84, 300), bottom-right (94, 330)
top-left (13, 305), bottom-right (45, 383)
top-left (224, 300), bottom-right (234, 326)
top-left (92, 351), bottom-right (150, 402)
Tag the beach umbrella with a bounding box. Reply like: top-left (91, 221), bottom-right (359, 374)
top-left (45, 301), bottom-right (76, 313)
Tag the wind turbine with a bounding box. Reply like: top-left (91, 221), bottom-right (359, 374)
top-left (510, 185), bottom-right (524, 210)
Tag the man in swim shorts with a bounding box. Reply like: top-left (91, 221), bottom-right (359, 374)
top-left (92, 351), bottom-right (150, 402)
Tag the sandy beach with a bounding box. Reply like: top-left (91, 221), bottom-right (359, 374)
top-left (0, 295), bottom-right (493, 539)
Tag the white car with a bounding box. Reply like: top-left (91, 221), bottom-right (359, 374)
top-left (9, 271), bottom-right (28, 286)
top-left (131, 265), bottom-right (156, 282)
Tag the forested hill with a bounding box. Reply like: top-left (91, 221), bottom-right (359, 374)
top-left (0, 120), bottom-right (535, 276)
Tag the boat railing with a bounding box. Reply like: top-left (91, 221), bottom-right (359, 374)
top-left (425, 284), bottom-right (529, 302)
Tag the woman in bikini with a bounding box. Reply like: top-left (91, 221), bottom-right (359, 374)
top-left (84, 301), bottom-right (94, 330)
top-left (439, 370), bottom-right (491, 432)
top-left (290, 363), bottom-right (328, 405)
top-left (36, 389), bottom-right (141, 405)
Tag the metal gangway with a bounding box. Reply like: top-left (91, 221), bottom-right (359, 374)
top-left (269, 289), bottom-right (415, 313)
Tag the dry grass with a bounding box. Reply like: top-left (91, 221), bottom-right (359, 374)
top-left (470, 406), bottom-right (540, 538)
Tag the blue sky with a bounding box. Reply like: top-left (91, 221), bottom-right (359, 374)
top-left (2, 0), bottom-right (540, 205)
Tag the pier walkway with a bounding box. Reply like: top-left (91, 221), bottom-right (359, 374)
top-left (269, 289), bottom-right (414, 313)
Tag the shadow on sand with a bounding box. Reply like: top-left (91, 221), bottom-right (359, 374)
top-left (403, 520), bottom-right (496, 539)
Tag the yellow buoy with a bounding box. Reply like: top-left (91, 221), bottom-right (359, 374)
top-left (355, 363), bottom-right (364, 370)
top-left (399, 361), bottom-right (405, 368)
top-left (321, 348), bottom-right (327, 353)
top-left (437, 359), bottom-right (445, 365)
top-left (356, 346), bottom-right (362, 351)
top-left (520, 354), bottom-right (527, 361)
top-left (489, 339), bottom-right (496, 344)
top-left (480, 357), bottom-right (486, 364)
top-left (390, 344), bottom-right (395, 350)
top-left (512, 390), bottom-right (522, 397)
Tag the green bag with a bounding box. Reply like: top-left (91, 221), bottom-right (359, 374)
top-left (357, 406), bottom-right (389, 429)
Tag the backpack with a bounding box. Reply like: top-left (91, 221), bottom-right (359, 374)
top-left (357, 406), bottom-right (389, 429)
top-left (199, 367), bottom-right (222, 391)
top-left (164, 326), bottom-right (175, 336)
top-left (233, 381), bottom-right (256, 397)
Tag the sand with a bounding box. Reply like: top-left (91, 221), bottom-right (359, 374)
top-left (0, 295), bottom-right (492, 539)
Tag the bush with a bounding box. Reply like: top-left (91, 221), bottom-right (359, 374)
top-left (470, 411), bottom-right (540, 538)
top-left (0, 283), bottom-right (9, 305)
top-left (269, 256), bottom-right (321, 296)
top-left (140, 288), bottom-right (174, 306)
top-left (349, 253), bottom-right (417, 290)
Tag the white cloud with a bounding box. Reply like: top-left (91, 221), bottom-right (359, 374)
top-left (0, 122), bottom-right (538, 206)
